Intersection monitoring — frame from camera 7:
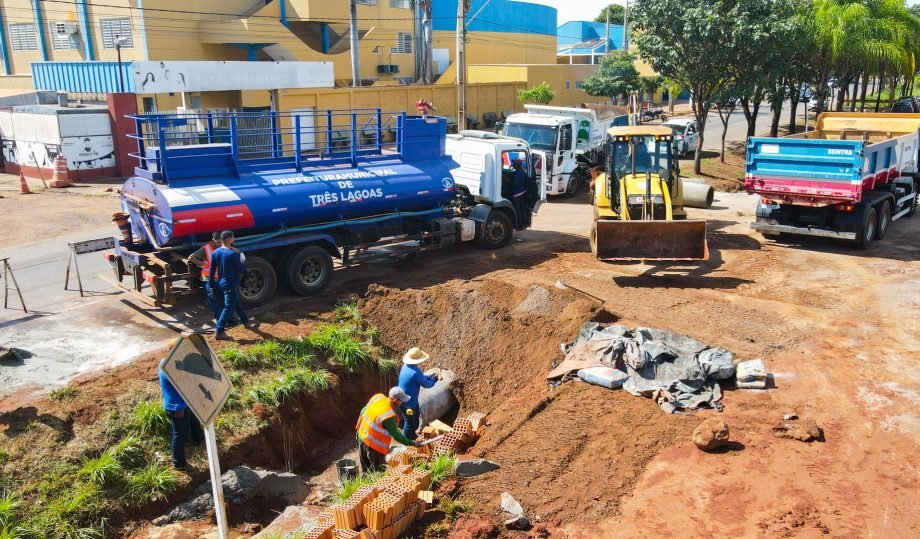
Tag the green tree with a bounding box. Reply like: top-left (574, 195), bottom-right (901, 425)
top-left (581, 52), bottom-right (641, 102)
top-left (632, 0), bottom-right (744, 174)
top-left (595, 3), bottom-right (626, 23)
top-left (517, 82), bottom-right (555, 105)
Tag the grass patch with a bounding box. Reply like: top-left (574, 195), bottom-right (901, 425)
top-left (333, 302), bottom-right (362, 324)
top-left (419, 454), bottom-right (457, 489)
top-left (0, 491), bottom-right (19, 528)
top-left (258, 310), bottom-right (279, 324)
top-left (307, 324), bottom-right (372, 373)
top-left (437, 496), bottom-right (472, 521)
top-left (334, 469), bottom-right (385, 504)
top-left (246, 367), bottom-right (331, 407)
top-left (424, 521), bottom-right (451, 538)
top-left (78, 451), bottom-right (123, 486)
top-left (109, 435), bottom-right (145, 469)
top-left (126, 462), bottom-right (178, 502)
top-left (49, 385), bottom-right (78, 403)
top-left (129, 401), bottom-right (169, 437)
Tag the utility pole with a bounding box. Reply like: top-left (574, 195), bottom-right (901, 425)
top-left (456, 0), bottom-right (467, 131)
top-left (423, 0), bottom-right (433, 84)
top-left (349, 0), bottom-right (361, 87)
top-left (623, 0), bottom-right (629, 50)
top-left (605, 10), bottom-right (610, 55)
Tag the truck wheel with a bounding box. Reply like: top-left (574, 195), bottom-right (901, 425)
top-left (284, 245), bottom-right (333, 296)
top-left (854, 206), bottom-right (877, 249)
top-left (563, 170), bottom-right (582, 198)
top-left (876, 201), bottom-right (892, 240)
top-left (239, 256), bottom-right (277, 308)
top-left (476, 211), bottom-right (514, 249)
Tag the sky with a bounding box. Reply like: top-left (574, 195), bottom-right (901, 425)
top-left (525, 0), bottom-right (620, 25)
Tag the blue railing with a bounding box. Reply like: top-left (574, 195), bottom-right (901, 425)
top-left (128, 109), bottom-right (407, 183)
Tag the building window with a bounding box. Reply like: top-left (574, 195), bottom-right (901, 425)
top-left (9, 23), bottom-right (37, 51)
top-left (49, 22), bottom-right (77, 50)
top-left (100, 18), bottom-right (133, 48)
top-left (390, 0), bottom-right (411, 7)
top-left (392, 32), bottom-right (412, 54)
top-left (356, 0), bottom-right (377, 4)
top-left (142, 97), bottom-right (156, 113)
top-left (576, 80), bottom-right (584, 89)
top-left (565, 80), bottom-right (571, 90)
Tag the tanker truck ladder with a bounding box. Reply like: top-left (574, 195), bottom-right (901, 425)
top-left (128, 109), bottom-right (408, 182)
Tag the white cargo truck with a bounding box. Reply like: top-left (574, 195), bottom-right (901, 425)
top-left (502, 105), bottom-right (628, 197)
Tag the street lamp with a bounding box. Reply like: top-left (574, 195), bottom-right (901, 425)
top-left (114, 35), bottom-right (128, 93)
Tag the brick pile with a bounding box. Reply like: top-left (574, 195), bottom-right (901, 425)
top-left (304, 512), bottom-right (335, 539)
top-left (333, 485), bottom-right (379, 529)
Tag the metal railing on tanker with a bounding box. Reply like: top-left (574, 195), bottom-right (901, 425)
top-left (127, 109), bottom-right (409, 182)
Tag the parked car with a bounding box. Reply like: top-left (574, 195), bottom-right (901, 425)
top-left (799, 87), bottom-right (814, 102)
top-left (808, 96), bottom-right (829, 111)
top-left (892, 96), bottom-right (919, 113)
top-left (662, 118), bottom-right (699, 157)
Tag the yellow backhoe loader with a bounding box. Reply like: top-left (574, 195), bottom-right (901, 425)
top-left (590, 125), bottom-right (708, 260)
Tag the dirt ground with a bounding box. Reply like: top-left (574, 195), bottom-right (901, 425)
top-left (0, 172), bottom-right (121, 248)
top-left (2, 186), bottom-right (919, 538)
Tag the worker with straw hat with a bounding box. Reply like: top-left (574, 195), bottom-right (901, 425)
top-left (397, 347), bottom-right (441, 439)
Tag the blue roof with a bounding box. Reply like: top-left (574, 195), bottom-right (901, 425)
top-left (32, 61), bottom-right (136, 93)
top-left (433, 0), bottom-right (557, 37)
top-left (557, 21), bottom-right (624, 52)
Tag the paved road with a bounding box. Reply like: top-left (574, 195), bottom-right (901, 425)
top-left (666, 100), bottom-right (808, 153)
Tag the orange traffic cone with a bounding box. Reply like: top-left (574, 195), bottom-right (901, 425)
top-left (18, 171), bottom-right (32, 194)
top-left (49, 155), bottom-right (73, 188)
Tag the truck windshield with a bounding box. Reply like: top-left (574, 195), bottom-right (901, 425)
top-left (610, 136), bottom-right (671, 181)
top-left (504, 123), bottom-right (558, 152)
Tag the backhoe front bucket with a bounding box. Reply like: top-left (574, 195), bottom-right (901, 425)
top-left (593, 219), bottom-right (709, 261)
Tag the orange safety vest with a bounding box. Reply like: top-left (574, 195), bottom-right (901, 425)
top-left (201, 242), bottom-right (217, 280)
top-left (356, 393), bottom-right (401, 455)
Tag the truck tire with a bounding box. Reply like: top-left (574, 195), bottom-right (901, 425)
top-left (876, 200), bottom-right (892, 240)
top-left (284, 245), bottom-right (333, 296)
top-left (476, 211), bottom-right (514, 249)
top-left (854, 206), bottom-right (877, 249)
top-left (589, 222), bottom-right (598, 256)
top-left (239, 256), bottom-right (277, 308)
top-left (563, 170), bottom-right (583, 198)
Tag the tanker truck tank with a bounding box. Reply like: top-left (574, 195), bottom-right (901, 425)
top-left (121, 114), bottom-right (457, 249)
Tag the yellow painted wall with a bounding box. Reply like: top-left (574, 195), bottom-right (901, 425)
top-left (468, 64), bottom-right (600, 108)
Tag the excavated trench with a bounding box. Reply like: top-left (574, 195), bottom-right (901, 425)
top-left (146, 277), bottom-right (695, 536)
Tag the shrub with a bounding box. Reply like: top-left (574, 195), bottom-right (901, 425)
top-left (129, 401), bottom-right (170, 437)
top-left (109, 435), bottom-right (145, 468)
top-left (246, 368), bottom-right (331, 407)
top-left (126, 463), bottom-right (178, 501)
top-left (333, 302), bottom-right (362, 324)
top-left (420, 454), bottom-right (457, 489)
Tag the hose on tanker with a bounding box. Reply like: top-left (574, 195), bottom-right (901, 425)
top-left (233, 207), bottom-right (448, 248)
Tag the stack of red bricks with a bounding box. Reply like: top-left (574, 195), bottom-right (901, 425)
top-left (333, 485), bottom-right (379, 530)
top-left (304, 511), bottom-right (335, 539)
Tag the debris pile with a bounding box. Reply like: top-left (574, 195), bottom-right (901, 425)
top-left (550, 323), bottom-right (766, 413)
top-left (317, 412), bottom-right (487, 539)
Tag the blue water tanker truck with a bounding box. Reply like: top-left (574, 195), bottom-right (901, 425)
top-left (107, 109), bottom-right (547, 307)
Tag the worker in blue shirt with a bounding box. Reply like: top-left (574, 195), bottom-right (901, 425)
top-left (397, 347), bottom-right (441, 439)
top-left (158, 364), bottom-right (203, 471)
top-left (510, 158), bottom-right (528, 229)
top-left (210, 230), bottom-right (251, 341)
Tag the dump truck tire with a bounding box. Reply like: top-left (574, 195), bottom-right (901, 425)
top-left (240, 256), bottom-right (277, 308)
top-left (854, 206), bottom-right (877, 249)
top-left (589, 222), bottom-right (598, 256)
top-left (876, 200), bottom-right (892, 240)
top-left (284, 245), bottom-right (333, 296)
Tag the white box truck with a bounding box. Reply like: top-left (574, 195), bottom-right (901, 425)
top-left (502, 105), bottom-right (628, 197)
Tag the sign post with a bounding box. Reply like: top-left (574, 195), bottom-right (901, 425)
top-left (159, 333), bottom-right (232, 539)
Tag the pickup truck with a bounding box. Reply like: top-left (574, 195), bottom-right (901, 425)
top-left (745, 112), bottom-right (920, 247)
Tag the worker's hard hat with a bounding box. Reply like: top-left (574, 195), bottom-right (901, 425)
top-left (389, 386), bottom-right (411, 403)
top-left (402, 347), bottom-right (430, 365)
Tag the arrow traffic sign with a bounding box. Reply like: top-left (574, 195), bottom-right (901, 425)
top-left (159, 333), bottom-right (233, 427)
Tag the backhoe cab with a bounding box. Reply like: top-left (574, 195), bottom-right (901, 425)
top-left (590, 126), bottom-right (708, 261)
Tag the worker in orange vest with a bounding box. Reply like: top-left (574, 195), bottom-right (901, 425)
top-left (188, 232), bottom-right (223, 320)
top-left (356, 387), bottom-right (418, 473)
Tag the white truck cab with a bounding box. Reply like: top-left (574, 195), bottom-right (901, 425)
top-left (503, 105), bottom-right (626, 197)
top-left (446, 130), bottom-right (548, 232)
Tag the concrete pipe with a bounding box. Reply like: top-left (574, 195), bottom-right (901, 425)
top-left (419, 369), bottom-right (458, 426)
top-left (682, 179), bottom-right (715, 209)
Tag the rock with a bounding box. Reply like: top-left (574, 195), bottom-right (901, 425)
top-left (253, 505), bottom-right (323, 538)
top-left (692, 418), bottom-right (730, 451)
top-left (505, 515), bottom-right (531, 530)
top-left (147, 523), bottom-right (197, 539)
top-left (783, 413), bottom-right (798, 420)
top-left (104, 187), bottom-right (114, 192)
top-left (773, 420), bottom-right (820, 442)
top-left (456, 458), bottom-right (501, 477)
top-left (156, 466), bottom-right (310, 524)
top-left (500, 492), bottom-right (525, 518)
